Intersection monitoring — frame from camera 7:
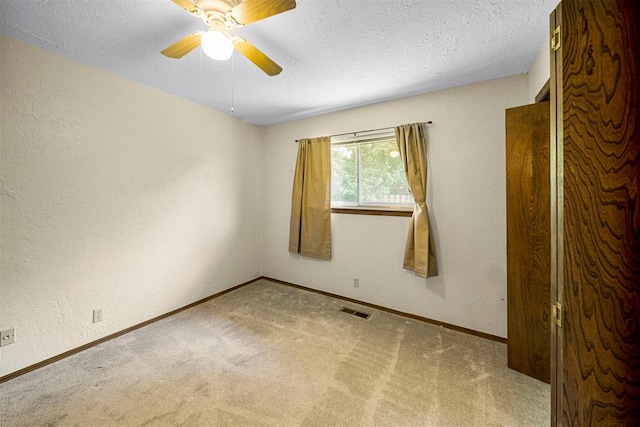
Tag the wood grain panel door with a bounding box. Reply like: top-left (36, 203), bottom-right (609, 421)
top-left (553, 0), bottom-right (640, 424)
top-left (506, 102), bottom-right (551, 384)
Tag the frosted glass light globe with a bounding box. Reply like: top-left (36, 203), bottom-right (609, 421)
top-left (201, 31), bottom-right (233, 61)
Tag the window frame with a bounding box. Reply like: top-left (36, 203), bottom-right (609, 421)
top-left (330, 131), bottom-right (413, 215)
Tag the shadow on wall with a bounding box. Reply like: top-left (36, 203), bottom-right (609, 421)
top-left (4, 156), bottom-right (248, 331)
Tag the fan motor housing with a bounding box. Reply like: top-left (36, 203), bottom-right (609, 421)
top-left (196, 0), bottom-right (238, 15)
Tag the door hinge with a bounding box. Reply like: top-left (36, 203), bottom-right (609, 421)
top-left (551, 26), bottom-right (561, 51)
top-left (552, 302), bottom-right (562, 327)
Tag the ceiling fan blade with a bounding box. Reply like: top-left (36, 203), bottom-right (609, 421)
top-left (161, 33), bottom-right (202, 58)
top-left (171, 0), bottom-right (200, 15)
top-left (234, 39), bottom-right (283, 76)
top-left (230, 0), bottom-right (296, 25)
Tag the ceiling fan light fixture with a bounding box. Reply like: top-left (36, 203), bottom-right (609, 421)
top-left (201, 30), bottom-right (233, 61)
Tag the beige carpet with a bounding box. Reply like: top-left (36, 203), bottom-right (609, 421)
top-left (0, 279), bottom-right (549, 426)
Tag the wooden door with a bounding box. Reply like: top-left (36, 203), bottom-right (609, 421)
top-left (506, 102), bottom-right (551, 384)
top-left (552, 0), bottom-right (640, 424)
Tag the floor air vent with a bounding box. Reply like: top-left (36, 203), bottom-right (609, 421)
top-left (340, 307), bottom-right (371, 319)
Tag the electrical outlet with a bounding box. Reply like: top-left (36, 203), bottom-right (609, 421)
top-left (353, 278), bottom-right (360, 288)
top-left (93, 309), bottom-right (103, 323)
top-left (0, 328), bottom-right (15, 347)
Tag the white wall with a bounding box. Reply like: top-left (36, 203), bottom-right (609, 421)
top-left (262, 75), bottom-right (529, 338)
top-left (528, 36), bottom-right (551, 102)
top-left (0, 36), bottom-right (263, 377)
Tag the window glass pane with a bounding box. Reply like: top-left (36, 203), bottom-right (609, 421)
top-left (331, 145), bottom-right (357, 204)
top-left (359, 140), bottom-right (411, 205)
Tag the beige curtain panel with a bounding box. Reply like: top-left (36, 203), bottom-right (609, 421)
top-left (396, 123), bottom-right (438, 278)
top-left (288, 136), bottom-right (332, 260)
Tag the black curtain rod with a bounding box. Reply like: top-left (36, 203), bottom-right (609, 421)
top-left (294, 121), bottom-right (433, 143)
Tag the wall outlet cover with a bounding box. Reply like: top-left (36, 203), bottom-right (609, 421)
top-left (1, 328), bottom-right (15, 347)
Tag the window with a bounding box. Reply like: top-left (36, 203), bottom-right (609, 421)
top-left (331, 131), bottom-right (412, 211)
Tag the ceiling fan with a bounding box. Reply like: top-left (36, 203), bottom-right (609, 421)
top-left (161, 0), bottom-right (296, 76)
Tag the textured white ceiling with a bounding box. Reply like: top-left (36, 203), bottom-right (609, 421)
top-left (0, 0), bottom-right (557, 125)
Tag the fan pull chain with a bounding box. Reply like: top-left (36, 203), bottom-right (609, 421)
top-left (231, 52), bottom-right (235, 113)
